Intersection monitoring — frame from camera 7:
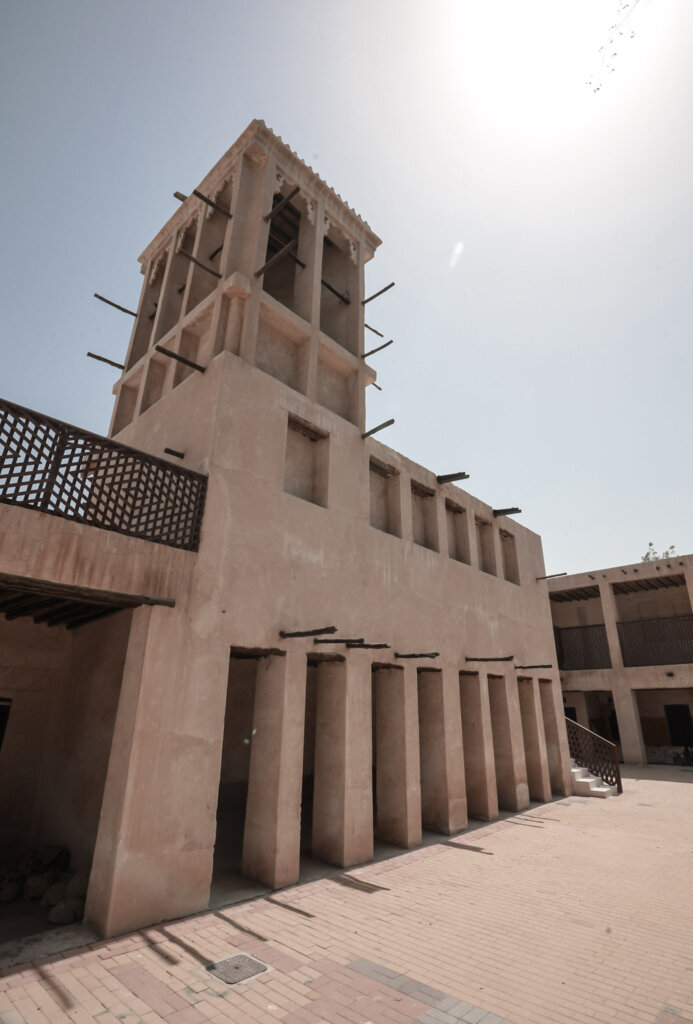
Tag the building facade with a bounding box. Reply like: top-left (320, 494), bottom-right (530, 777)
top-left (549, 557), bottom-right (693, 764)
top-left (0, 121), bottom-right (572, 939)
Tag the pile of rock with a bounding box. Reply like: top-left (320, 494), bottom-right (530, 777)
top-left (0, 846), bottom-right (90, 925)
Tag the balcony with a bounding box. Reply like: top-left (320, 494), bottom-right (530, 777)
top-left (617, 614), bottom-right (693, 667)
top-left (554, 624), bottom-right (612, 672)
top-left (0, 398), bottom-right (206, 552)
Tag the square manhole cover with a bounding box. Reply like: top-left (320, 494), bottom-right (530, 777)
top-left (206, 953), bottom-right (269, 985)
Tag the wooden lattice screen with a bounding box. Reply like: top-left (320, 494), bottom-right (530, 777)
top-left (554, 623), bottom-right (612, 672)
top-left (0, 398), bottom-right (207, 551)
top-left (617, 614), bottom-right (693, 667)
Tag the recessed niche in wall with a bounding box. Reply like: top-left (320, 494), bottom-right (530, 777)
top-left (173, 330), bottom-right (201, 387)
top-left (475, 517), bottom-right (496, 576)
top-left (500, 529), bottom-right (520, 585)
top-left (320, 225), bottom-right (357, 353)
top-left (445, 499), bottom-right (470, 564)
top-left (283, 415), bottom-right (329, 507)
top-left (262, 189), bottom-right (303, 315)
top-left (255, 311), bottom-right (308, 394)
top-left (214, 294), bottom-right (245, 357)
top-left (369, 458), bottom-right (401, 537)
top-left (112, 377), bottom-right (141, 434)
top-left (140, 356), bottom-right (168, 413)
top-left (411, 481), bottom-right (438, 552)
top-left (154, 220), bottom-right (198, 342)
top-left (316, 345), bottom-right (358, 423)
top-left (127, 257), bottom-right (165, 369)
top-left (186, 179), bottom-right (232, 313)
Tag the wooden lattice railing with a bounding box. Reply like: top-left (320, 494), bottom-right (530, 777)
top-left (617, 614), bottom-right (693, 667)
top-left (0, 398), bottom-right (207, 552)
top-left (554, 623), bottom-right (612, 671)
top-left (566, 717), bottom-right (622, 794)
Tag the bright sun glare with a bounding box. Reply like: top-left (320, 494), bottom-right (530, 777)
top-left (430, 1), bottom-right (647, 149)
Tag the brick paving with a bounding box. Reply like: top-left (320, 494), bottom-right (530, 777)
top-left (1, 765), bottom-right (692, 1024)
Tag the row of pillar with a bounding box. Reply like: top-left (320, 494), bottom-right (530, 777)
top-left (242, 649), bottom-right (571, 889)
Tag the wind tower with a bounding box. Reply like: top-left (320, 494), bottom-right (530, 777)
top-left (110, 119), bottom-right (382, 455)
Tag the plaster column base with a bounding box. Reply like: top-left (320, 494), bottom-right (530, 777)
top-left (242, 650), bottom-right (306, 888)
top-left (417, 666), bottom-right (467, 834)
top-left (312, 651), bottom-right (373, 867)
top-left (488, 673), bottom-right (530, 812)
top-left (518, 677), bottom-right (552, 803)
top-left (85, 606), bottom-right (230, 938)
top-left (613, 684), bottom-right (647, 764)
top-left (373, 664), bottom-right (422, 848)
top-left (459, 671), bottom-right (498, 820)
top-left (540, 678), bottom-right (573, 796)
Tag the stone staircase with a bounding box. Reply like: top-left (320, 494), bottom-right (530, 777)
top-left (570, 759), bottom-right (619, 798)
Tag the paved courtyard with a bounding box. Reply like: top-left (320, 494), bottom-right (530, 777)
top-left (1, 765), bottom-right (692, 1024)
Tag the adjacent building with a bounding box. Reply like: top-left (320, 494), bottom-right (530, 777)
top-left (549, 557), bottom-right (693, 764)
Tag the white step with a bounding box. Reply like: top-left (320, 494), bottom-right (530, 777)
top-left (570, 760), bottom-right (617, 798)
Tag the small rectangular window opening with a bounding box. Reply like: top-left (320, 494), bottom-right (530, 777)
top-left (411, 481), bottom-right (438, 552)
top-left (445, 499), bottom-right (470, 564)
top-left (369, 458), bottom-right (401, 537)
top-left (500, 528), bottom-right (520, 585)
top-left (283, 415), bottom-right (329, 507)
top-left (186, 179), bottom-right (232, 312)
top-left (475, 517), bottom-right (496, 575)
top-left (263, 191), bottom-right (302, 314)
top-left (320, 229), bottom-right (356, 353)
top-left (155, 221), bottom-right (198, 342)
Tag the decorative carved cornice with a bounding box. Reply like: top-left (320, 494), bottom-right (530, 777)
top-left (140, 120), bottom-right (381, 267)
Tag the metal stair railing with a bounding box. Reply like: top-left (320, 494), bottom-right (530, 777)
top-left (566, 717), bottom-right (623, 794)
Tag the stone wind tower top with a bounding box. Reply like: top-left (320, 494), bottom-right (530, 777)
top-left (110, 119), bottom-right (383, 440)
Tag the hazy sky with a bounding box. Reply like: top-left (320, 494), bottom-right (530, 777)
top-left (2, 0), bottom-right (691, 574)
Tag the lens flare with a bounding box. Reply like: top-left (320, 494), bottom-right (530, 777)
top-left (449, 242), bottom-right (464, 268)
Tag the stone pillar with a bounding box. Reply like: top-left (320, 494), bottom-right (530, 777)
top-left (85, 605), bottom-right (230, 937)
top-left (517, 678), bottom-right (552, 803)
top-left (398, 472), bottom-right (413, 543)
top-left (293, 198), bottom-right (321, 327)
top-left (599, 582), bottom-right (624, 669)
top-left (459, 671), bottom-right (498, 820)
top-left (487, 674), bottom-right (529, 811)
top-left (612, 685), bottom-right (646, 764)
top-left (312, 651), bottom-right (373, 867)
top-left (218, 292), bottom-right (246, 356)
top-left (468, 510), bottom-right (480, 570)
top-left (224, 147), bottom-right (270, 281)
top-left (435, 495), bottom-right (449, 559)
top-left (417, 666), bottom-right (467, 834)
top-left (296, 197), bottom-right (323, 403)
top-left (599, 583), bottom-right (645, 763)
top-left (373, 664), bottom-right (421, 848)
top-left (242, 649), bottom-right (306, 888)
top-left (539, 678), bottom-right (573, 796)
